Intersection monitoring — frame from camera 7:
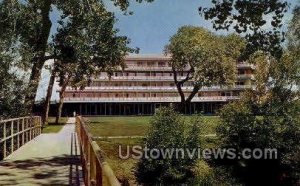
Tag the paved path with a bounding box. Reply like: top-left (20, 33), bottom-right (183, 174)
top-left (0, 118), bottom-right (83, 186)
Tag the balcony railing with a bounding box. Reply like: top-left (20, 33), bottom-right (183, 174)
top-left (93, 74), bottom-right (254, 82)
top-left (103, 63), bottom-right (255, 72)
top-left (64, 96), bottom-right (240, 103)
top-left (237, 74), bottom-right (255, 79)
top-left (65, 85), bottom-right (255, 91)
top-left (95, 76), bottom-right (180, 81)
top-left (237, 63), bottom-right (256, 69)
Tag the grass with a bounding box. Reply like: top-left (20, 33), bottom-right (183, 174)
top-left (96, 138), bottom-right (142, 185)
top-left (86, 116), bottom-right (221, 184)
top-left (42, 117), bottom-right (68, 133)
top-left (87, 116), bottom-right (151, 136)
top-left (42, 125), bottom-right (64, 133)
top-left (86, 116), bottom-right (219, 137)
top-left (47, 117), bottom-right (68, 125)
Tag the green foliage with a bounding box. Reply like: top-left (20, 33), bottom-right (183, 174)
top-left (135, 107), bottom-right (202, 184)
top-left (166, 26), bottom-right (244, 106)
top-left (217, 46), bottom-right (300, 184)
top-left (216, 8), bottom-right (300, 182)
top-left (0, 0), bottom-right (154, 114)
top-left (0, 43), bottom-right (26, 119)
top-left (52, 0), bottom-right (135, 89)
top-left (286, 5), bottom-right (300, 88)
top-left (200, 0), bottom-right (289, 59)
top-left (218, 97), bottom-right (300, 184)
top-left (190, 160), bottom-right (237, 186)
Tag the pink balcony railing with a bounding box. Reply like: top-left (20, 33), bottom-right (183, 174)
top-left (64, 96), bottom-right (240, 103)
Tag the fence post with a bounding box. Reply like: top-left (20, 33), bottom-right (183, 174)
top-left (29, 117), bottom-right (32, 141)
top-left (3, 122), bottom-right (6, 159)
top-left (17, 120), bottom-right (20, 149)
top-left (10, 120), bottom-right (14, 154)
top-left (22, 118), bottom-right (25, 146)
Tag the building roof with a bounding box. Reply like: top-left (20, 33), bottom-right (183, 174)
top-left (126, 54), bottom-right (171, 61)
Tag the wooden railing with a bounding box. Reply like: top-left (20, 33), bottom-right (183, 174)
top-left (75, 116), bottom-right (120, 186)
top-left (0, 116), bottom-right (42, 160)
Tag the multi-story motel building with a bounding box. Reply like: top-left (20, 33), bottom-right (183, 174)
top-left (60, 55), bottom-right (255, 116)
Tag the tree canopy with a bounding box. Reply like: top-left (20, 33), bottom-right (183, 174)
top-left (166, 26), bottom-right (245, 110)
top-left (200, 0), bottom-right (289, 59)
top-left (0, 0), bottom-right (154, 116)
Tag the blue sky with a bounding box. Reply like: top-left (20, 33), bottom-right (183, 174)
top-left (37, 0), bottom-right (298, 101)
top-left (107, 0), bottom-right (297, 54)
top-left (107, 0), bottom-right (214, 54)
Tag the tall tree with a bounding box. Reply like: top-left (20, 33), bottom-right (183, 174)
top-left (0, 0), bottom-right (154, 116)
top-left (43, 0), bottom-right (135, 125)
top-left (165, 26), bottom-right (245, 112)
top-left (0, 47), bottom-right (27, 119)
top-left (216, 4), bottom-right (300, 184)
top-left (0, 19), bottom-right (27, 119)
top-left (199, 0), bottom-right (289, 59)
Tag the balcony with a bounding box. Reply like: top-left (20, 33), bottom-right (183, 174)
top-left (95, 76), bottom-right (180, 81)
top-left (64, 85), bottom-right (254, 92)
top-left (64, 96), bottom-right (240, 103)
top-left (237, 63), bottom-right (256, 69)
top-left (237, 74), bottom-right (255, 80)
top-left (124, 66), bottom-right (174, 71)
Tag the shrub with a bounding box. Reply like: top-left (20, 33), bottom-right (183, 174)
top-left (217, 96), bottom-right (300, 185)
top-left (135, 107), bottom-right (201, 184)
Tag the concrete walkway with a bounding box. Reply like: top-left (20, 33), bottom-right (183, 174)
top-left (0, 118), bottom-right (83, 186)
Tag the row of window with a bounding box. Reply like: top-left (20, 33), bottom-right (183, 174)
top-left (100, 69), bottom-right (252, 77)
top-left (110, 72), bottom-right (184, 77)
top-left (88, 81), bottom-right (248, 87)
top-left (65, 91), bottom-right (239, 98)
top-left (90, 82), bottom-right (178, 87)
top-left (132, 61), bottom-right (170, 67)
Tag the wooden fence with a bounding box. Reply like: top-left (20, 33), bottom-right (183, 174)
top-left (76, 116), bottom-right (120, 186)
top-left (0, 116), bottom-right (42, 160)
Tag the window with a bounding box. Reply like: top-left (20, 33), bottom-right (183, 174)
top-left (238, 70), bottom-right (245, 75)
top-left (158, 61), bottom-right (165, 67)
top-left (236, 81), bottom-right (245, 85)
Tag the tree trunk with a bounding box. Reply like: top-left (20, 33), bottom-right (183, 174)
top-left (55, 77), bottom-right (70, 124)
top-left (24, 0), bottom-right (52, 114)
top-left (42, 67), bottom-right (56, 126)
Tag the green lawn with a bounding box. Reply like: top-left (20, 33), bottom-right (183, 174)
top-left (42, 117), bottom-right (68, 133)
top-left (86, 116), bottom-right (151, 137)
top-left (96, 138), bottom-right (142, 185)
top-left (86, 116), bottom-right (219, 137)
top-left (86, 116), bottom-right (221, 184)
top-left (47, 117), bottom-right (68, 125)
